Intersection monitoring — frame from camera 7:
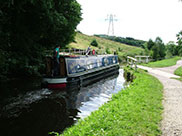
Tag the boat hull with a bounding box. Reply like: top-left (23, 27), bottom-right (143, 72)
top-left (42, 54), bottom-right (119, 89)
top-left (42, 65), bottom-right (119, 89)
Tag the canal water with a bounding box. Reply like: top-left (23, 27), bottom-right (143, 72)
top-left (0, 69), bottom-right (126, 136)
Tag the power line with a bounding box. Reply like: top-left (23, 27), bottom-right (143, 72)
top-left (105, 14), bottom-right (117, 36)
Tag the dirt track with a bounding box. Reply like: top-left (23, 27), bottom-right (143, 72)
top-left (138, 60), bottom-right (182, 136)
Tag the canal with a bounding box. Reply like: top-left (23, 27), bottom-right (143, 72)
top-left (0, 69), bottom-right (126, 136)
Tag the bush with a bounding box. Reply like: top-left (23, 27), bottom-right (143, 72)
top-left (90, 39), bottom-right (98, 47)
top-left (118, 47), bottom-right (123, 52)
top-left (106, 47), bottom-right (112, 54)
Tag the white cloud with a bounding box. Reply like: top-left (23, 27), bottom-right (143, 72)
top-left (77, 0), bottom-right (182, 43)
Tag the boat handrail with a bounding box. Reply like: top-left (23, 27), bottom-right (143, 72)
top-left (60, 48), bottom-right (107, 56)
top-left (44, 48), bottom-right (115, 57)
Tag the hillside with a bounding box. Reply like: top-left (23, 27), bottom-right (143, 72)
top-left (67, 32), bottom-right (144, 59)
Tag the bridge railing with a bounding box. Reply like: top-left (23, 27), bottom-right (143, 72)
top-left (127, 56), bottom-right (138, 71)
top-left (135, 55), bottom-right (151, 63)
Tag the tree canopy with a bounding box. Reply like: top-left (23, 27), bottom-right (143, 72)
top-left (95, 35), bottom-right (146, 48)
top-left (145, 37), bottom-right (166, 61)
top-left (147, 39), bottom-right (155, 50)
top-left (0, 0), bottom-right (82, 79)
top-left (176, 31), bottom-right (182, 56)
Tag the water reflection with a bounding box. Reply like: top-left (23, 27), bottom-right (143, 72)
top-left (0, 69), bottom-right (125, 136)
top-left (74, 69), bottom-right (125, 119)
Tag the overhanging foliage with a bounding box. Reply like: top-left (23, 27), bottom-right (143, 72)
top-left (0, 0), bottom-right (82, 79)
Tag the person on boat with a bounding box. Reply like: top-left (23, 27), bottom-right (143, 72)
top-left (92, 49), bottom-right (95, 55)
top-left (86, 46), bottom-right (91, 56)
top-left (53, 45), bottom-right (60, 76)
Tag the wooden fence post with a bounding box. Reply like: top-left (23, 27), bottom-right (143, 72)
top-left (127, 56), bottom-right (138, 71)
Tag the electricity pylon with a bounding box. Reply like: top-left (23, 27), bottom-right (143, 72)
top-left (105, 14), bottom-right (117, 36)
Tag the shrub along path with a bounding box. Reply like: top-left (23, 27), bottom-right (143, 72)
top-left (138, 60), bottom-right (182, 136)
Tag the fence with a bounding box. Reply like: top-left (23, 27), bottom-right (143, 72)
top-left (127, 56), bottom-right (138, 71)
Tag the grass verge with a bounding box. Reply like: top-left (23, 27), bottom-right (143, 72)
top-left (174, 66), bottom-right (182, 77)
top-left (57, 69), bottom-right (163, 136)
top-left (174, 66), bottom-right (182, 82)
top-left (171, 77), bottom-right (182, 82)
top-left (142, 56), bottom-right (181, 68)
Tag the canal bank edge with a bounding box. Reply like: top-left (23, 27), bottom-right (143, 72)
top-left (123, 66), bottom-right (136, 82)
top-left (53, 69), bottom-right (163, 136)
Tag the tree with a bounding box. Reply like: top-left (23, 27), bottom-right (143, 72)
top-left (150, 37), bottom-right (166, 60)
top-left (166, 41), bottom-right (176, 58)
top-left (0, 0), bottom-right (82, 78)
top-left (142, 42), bottom-right (150, 55)
top-left (151, 45), bottom-right (160, 61)
top-left (147, 39), bottom-right (155, 50)
top-left (155, 37), bottom-right (166, 59)
top-left (176, 31), bottom-right (182, 56)
top-left (177, 31), bottom-right (182, 46)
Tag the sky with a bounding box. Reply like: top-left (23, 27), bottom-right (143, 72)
top-left (76, 0), bottom-right (182, 44)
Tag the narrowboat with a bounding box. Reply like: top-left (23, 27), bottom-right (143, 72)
top-left (42, 51), bottom-right (119, 89)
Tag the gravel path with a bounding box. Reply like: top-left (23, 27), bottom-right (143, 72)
top-left (138, 60), bottom-right (182, 136)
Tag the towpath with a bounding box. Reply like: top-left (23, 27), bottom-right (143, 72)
top-left (138, 60), bottom-right (182, 136)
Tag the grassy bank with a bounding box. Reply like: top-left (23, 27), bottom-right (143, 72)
top-left (68, 32), bottom-right (144, 57)
top-left (56, 69), bottom-right (163, 136)
top-left (174, 66), bottom-right (182, 77)
top-left (174, 66), bottom-right (182, 81)
top-left (143, 56), bottom-right (181, 68)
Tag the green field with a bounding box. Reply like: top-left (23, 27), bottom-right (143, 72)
top-left (67, 32), bottom-right (144, 57)
top-left (53, 69), bottom-right (163, 136)
top-left (142, 56), bottom-right (181, 68)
